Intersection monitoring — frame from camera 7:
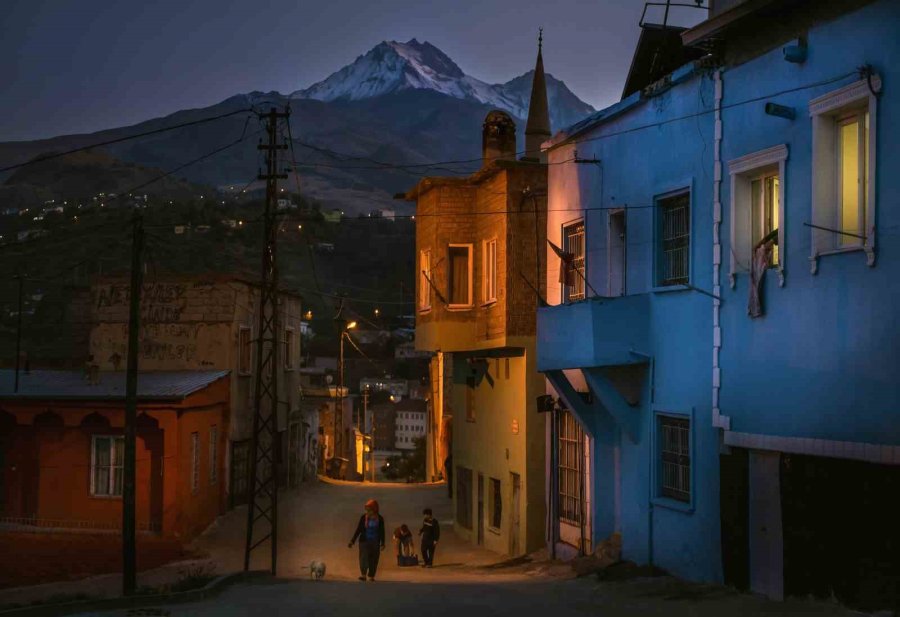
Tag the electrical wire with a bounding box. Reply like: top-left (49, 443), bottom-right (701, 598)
top-left (0, 108), bottom-right (254, 173)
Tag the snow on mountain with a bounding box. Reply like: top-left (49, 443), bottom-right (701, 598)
top-left (292, 39), bottom-right (595, 132)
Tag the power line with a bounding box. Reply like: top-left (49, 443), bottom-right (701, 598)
top-left (0, 108), bottom-right (254, 174)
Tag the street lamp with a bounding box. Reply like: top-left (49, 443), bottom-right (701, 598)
top-left (332, 311), bottom-right (357, 462)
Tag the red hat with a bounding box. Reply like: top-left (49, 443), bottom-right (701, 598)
top-left (365, 499), bottom-right (379, 513)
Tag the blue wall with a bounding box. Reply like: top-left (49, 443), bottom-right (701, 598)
top-left (543, 67), bottom-right (723, 582)
top-left (718, 0), bottom-right (900, 445)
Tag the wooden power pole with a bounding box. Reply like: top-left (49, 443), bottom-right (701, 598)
top-left (123, 211), bottom-right (144, 595)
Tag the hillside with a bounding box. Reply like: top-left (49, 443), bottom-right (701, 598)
top-left (0, 195), bottom-right (415, 367)
top-left (0, 149), bottom-right (210, 210)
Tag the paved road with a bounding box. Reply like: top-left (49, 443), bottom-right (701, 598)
top-left (67, 480), bottom-right (860, 616)
top-left (192, 479), bottom-right (511, 582)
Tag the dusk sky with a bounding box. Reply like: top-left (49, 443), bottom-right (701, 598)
top-left (1, 0), bottom-right (706, 142)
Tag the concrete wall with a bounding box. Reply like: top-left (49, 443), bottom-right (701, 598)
top-left (544, 67), bottom-right (722, 582)
top-left (450, 346), bottom-right (546, 556)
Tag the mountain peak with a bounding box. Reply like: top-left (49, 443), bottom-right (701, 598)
top-left (291, 39), bottom-right (594, 131)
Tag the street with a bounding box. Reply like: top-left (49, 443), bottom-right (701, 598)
top-left (64, 480), bottom-right (861, 617)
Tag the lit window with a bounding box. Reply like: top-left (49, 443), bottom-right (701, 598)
top-left (837, 111), bottom-right (868, 248)
top-left (448, 244), bottom-right (473, 307)
top-left (751, 173), bottom-right (780, 266)
top-left (657, 191), bottom-right (690, 287)
top-left (658, 415), bottom-right (690, 503)
top-left (482, 238), bottom-right (498, 304)
top-left (727, 145), bottom-right (787, 286)
top-left (91, 436), bottom-right (123, 497)
top-left (419, 250), bottom-right (432, 311)
top-left (808, 76), bottom-right (878, 270)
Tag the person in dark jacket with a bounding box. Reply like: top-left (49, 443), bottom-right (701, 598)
top-left (419, 507), bottom-right (440, 567)
top-left (348, 499), bottom-right (385, 581)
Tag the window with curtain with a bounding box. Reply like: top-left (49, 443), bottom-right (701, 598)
top-left (751, 172), bottom-right (780, 266)
top-left (419, 250), bottom-right (432, 311)
top-left (448, 245), bottom-right (472, 306)
top-left (91, 435), bottom-right (124, 497)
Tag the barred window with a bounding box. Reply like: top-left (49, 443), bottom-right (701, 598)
top-left (658, 415), bottom-right (690, 502)
top-left (191, 432), bottom-right (200, 494)
top-left (557, 409), bottom-right (585, 524)
top-left (658, 192), bottom-right (690, 286)
top-left (563, 221), bottom-right (585, 301)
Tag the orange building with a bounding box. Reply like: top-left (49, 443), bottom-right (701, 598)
top-left (0, 369), bottom-right (229, 540)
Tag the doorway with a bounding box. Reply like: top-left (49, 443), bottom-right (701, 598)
top-left (608, 209), bottom-right (626, 296)
top-left (510, 473), bottom-right (521, 556)
top-left (477, 473), bottom-right (485, 546)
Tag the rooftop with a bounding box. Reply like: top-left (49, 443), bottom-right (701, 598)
top-left (0, 370), bottom-right (230, 401)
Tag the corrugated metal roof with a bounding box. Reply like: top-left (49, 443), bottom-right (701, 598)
top-left (0, 370), bottom-right (230, 401)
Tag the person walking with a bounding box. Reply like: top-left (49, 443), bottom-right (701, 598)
top-left (349, 499), bottom-right (385, 581)
top-left (419, 508), bottom-right (440, 568)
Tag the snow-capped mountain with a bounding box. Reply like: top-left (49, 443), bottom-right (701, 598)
top-left (292, 39), bottom-right (595, 133)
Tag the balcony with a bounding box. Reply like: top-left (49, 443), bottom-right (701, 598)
top-left (537, 294), bottom-right (650, 371)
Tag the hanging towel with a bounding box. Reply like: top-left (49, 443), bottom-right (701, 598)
top-left (748, 241), bottom-right (773, 318)
top-left (547, 239), bottom-right (575, 286)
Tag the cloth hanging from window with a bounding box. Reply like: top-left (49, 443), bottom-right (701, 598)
top-left (547, 239), bottom-right (575, 286)
top-left (748, 240), bottom-right (774, 318)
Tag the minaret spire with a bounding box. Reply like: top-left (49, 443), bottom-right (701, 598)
top-left (524, 28), bottom-right (551, 163)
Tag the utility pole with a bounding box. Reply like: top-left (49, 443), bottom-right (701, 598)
top-left (123, 211), bottom-right (144, 595)
top-left (13, 275), bottom-right (24, 393)
top-left (244, 107), bottom-right (289, 575)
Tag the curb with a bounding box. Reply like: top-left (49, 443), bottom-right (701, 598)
top-left (316, 475), bottom-right (446, 487)
top-left (0, 570), bottom-right (272, 617)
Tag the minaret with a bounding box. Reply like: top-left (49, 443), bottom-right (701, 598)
top-left (524, 29), bottom-right (551, 163)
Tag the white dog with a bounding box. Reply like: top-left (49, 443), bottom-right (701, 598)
top-left (309, 560), bottom-right (326, 580)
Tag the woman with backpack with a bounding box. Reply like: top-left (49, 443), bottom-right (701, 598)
top-left (348, 499), bottom-right (385, 581)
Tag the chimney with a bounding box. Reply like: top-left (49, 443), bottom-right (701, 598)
top-left (482, 110), bottom-right (517, 168)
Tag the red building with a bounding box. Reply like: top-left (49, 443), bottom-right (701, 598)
top-left (0, 370), bottom-right (229, 540)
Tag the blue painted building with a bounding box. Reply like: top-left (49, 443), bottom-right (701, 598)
top-left (538, 0), bottom-right (900, 609)
top-left (683, 0), bottom-right (900, 606)
top-left (538, 22), bottom-right (722, 581)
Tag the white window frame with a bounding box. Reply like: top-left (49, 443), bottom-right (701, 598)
top-left (238, 326), bottom-right (252, 376)
top-left (284, 327), bottom-right (296, 370)
top-left (808, 76), bottom-right (879, 273)
top-left (562, 220), bottom-right (585, 302)
top-left (90, 435), bottom-right (124, 498)
top-left (447, 243), bottom-right (474, 309)
top-left (418, 249), bottom-right (432, 312)
top-left (482, 238), bottom-right (498, 305)
top-left (209, 425), bottom-right (218, 485)
top-left (728, 144), bottom-right (788, 288)
top-left (191, 431), bottom-right (200, 494)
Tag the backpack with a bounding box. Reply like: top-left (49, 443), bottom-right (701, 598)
top-left (397, 554), bottom-right (420, 567)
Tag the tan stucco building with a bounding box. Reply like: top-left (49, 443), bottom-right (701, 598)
top-left (404, 42), bottom-right (552, 557)
top-left (88, 274), bottom-right (310, 506)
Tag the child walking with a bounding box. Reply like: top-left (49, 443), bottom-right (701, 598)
top-left (419, 508), bottom-right (440, 567)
